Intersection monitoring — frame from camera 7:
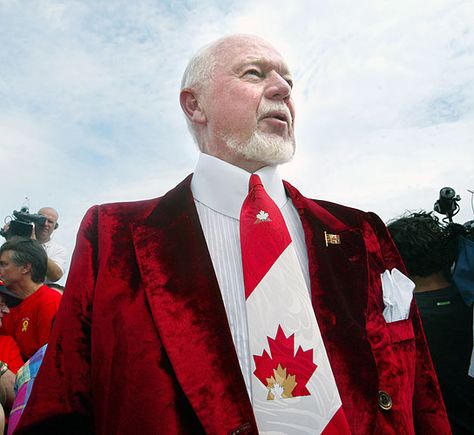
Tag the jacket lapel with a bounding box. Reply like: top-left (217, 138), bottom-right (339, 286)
top-left (284, 181), bottom-right (369, 330)
top-left (285, 182), bottom-right (379, 421)
top-left (132, 175), bottom-right (256, 433)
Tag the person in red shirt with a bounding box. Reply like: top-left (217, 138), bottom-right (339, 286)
top-left (0, 292), bottom-right (24, 373)
top-left (0, 290), bottom-right (25, 435)
top-left (0, 239), bottom-right (61, 361)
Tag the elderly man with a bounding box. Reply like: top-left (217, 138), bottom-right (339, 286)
top-left (15, 35), bottom-right (449, 434)
top-left (34, 207), bottom-right (67, 283)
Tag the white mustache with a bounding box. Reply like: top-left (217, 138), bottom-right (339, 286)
top-left (258, 103), bottom-right (293, 125)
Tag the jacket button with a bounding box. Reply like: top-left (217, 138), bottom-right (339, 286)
top-left (378, 390), bottom-right (392, 410)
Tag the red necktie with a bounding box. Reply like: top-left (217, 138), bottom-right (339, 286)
top-left (240, 174), bottom-right (351, 434)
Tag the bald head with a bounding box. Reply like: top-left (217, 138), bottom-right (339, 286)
top-left (181, 35), bottom-right (279, 90)
top-left (38, 207), bottom-right (58, 220)
top-left (36, 207), bottom-right (59, 243)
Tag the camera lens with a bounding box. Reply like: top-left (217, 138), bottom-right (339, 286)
top-left (440, 187), bottom-right (455, 199)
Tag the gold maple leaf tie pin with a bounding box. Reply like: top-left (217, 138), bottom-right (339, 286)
top-left (324, 231), bottom-right (341, 247)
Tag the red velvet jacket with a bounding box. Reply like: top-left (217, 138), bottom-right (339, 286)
top-left (15, 176), bottom-right (450, 434)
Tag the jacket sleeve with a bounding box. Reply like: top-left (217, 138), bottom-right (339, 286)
top-left (14, 207), bottom-right (99, 434)
top-left (367, 212), bottom-right (451, 434)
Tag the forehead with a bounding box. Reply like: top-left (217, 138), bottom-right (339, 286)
top-left (215, 38), bottom-right (291, 75)
top-left (39, 208), bottom-right (58, 221)
top-left (0, 250), bottom-right (12, 262)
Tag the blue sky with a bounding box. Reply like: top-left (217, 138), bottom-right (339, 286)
top-left (1, 0), bottom-right (473, 283)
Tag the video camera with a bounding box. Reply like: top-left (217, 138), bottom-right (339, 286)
top-left (0, 207), bottom-right (47, 239)
top-left (433, 187), bottom-right (474, 240)
top-left (434, 187), bottom-right (461, 223)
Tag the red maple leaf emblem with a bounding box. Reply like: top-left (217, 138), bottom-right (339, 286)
top-left (253, 325), bottom-right (317, 398)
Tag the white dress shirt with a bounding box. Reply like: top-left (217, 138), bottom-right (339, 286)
top-left (191, 152), bottom-right (310, 397)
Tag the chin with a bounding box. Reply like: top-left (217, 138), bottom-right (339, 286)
top-left (227, 131), bottom-right (295, 166)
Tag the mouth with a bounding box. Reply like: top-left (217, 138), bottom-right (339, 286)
top-left (261, 111), bottom-right (290, 125)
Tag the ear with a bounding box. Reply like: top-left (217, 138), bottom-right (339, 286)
top-left (22, 263), bottom-right (32, 275)
top-left (180, 89), bottom-right (207, 125)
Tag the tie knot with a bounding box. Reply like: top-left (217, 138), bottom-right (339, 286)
top-left (249, 174), bottom-right (263, 192)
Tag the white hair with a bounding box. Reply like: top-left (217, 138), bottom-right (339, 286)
top-left (180, 43), bottom-right (216, 91)
top-left (180, 42), bottom-right (218, 147)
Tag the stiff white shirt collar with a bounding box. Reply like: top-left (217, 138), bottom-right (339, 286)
top-left (191, 153), bottom-right (288, 219)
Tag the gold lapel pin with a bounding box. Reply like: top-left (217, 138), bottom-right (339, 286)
top-left (324, 231), bottom-right (341, 247)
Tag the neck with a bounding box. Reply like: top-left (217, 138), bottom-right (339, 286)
top-left (411, 272), bottom-right (451, 293)
top-left (8, 281), bottom-right (43, 299)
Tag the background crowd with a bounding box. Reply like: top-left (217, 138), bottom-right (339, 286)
top-left (0, 207), bottom-right (65, 434)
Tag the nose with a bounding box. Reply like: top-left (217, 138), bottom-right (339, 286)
top-left (264, 71), bottom-right (292, 103)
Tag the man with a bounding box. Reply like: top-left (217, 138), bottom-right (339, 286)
top-left (0, 239), bottom-right (61, 361)
top-left (15, 35), bottom-right (449, 434)
top-left (33, 207), bottom-right (67, 283)
top-left (0, 291), bottom-right (24, 421)
top-left (388, 212), bottom-right (474, 434)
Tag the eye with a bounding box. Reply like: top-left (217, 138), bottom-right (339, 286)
top-left (244, 68), bottom-right (263, 78)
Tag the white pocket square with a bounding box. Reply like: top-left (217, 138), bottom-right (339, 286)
top-left (381, 268), bottom-right (415, 323)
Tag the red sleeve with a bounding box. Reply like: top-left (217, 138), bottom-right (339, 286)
top-left (0, 336), bottom-right (23, 374)
top-left (35, 290), bottom-right (62, 348)
top-left (5, 337), bottom-right (24, 374)
top-left (14, 207), bottom-right (98, 434)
